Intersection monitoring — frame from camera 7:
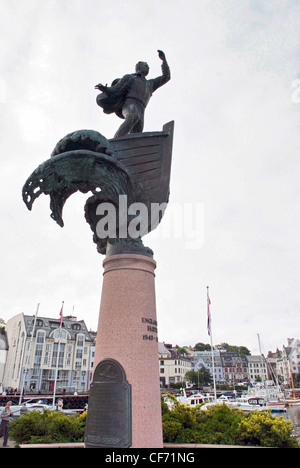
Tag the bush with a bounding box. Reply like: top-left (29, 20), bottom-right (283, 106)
top-left (162, 402), bottom-right (300, 448)
top-left (9, 402), bottom-right (300, 448)
top-left (9, 410), bottom-right (86, 446)
top-left (238, 410), bottom-right (299, 448)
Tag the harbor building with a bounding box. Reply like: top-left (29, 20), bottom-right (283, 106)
top-left (3, 313), bottom-right (95, 393)
top-left (247, 355), bottom-right (268, 383)
top-left (192, 350), bottom-right (224, 383)
top-left (220, 352), bottom-right (248, 384)
top-left (284, 339), bottom-right (300, 376)
top-left (158, 343), bottom-right (192, 387)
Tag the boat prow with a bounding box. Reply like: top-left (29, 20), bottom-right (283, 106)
top-left (109, 121), bottom-right (174, 208)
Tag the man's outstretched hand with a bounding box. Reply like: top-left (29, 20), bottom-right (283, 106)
top-left (157, 50), bottom-right (166, 61)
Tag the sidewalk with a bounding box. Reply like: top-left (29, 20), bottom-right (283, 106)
top-left (0, 438), bottom-right (14, 448)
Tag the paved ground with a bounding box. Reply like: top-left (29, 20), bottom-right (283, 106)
top-left (0, 438), bottom-right (14, 448)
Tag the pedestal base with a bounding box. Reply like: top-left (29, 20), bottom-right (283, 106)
top-left (92, 254), bottom-right (163, 448)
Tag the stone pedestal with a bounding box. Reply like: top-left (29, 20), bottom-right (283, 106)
top-left (93, 253), bottom-right (163, 448)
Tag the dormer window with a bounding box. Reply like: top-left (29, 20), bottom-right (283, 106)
top-left (53, 329), bottom-right (67, 340)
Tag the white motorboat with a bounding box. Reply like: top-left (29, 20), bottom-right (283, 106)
top-left (233, 396), bottom-right (286, 412)
top-left (245, 383), bottom-right (287, 412)
top-left (176, 391), bottom-right (215, 407)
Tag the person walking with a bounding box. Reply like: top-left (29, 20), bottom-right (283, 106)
top-left (0, 401), bottom-right (12, 447)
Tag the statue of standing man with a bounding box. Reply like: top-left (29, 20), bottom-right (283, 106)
top-left (95, 50), bottom-right (170, 138)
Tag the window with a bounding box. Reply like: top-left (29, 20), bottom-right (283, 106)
top-left (36, 330), bottom-right (45, 344)
top-left (50, 321), bottom-right (60, 329)
top-left (51, 343), bottom-right (65, 367)
top-left (53, 329), bottom-right (67, 340)
top-left (77, 335), bottom-right (84, 346)
top-left (66, 345), bottom-right (72, 366)
top-left (34, 331), bottom-right (45, 367)
top-left (43, 344), bottom-right (51, 366)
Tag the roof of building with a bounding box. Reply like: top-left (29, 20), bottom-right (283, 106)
top-left (158, 342), bottom-right (171, 355)
top-left (23, 315), bottom-right (93, 341)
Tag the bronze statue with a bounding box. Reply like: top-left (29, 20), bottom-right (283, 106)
top-left (95, 50), bottom-right (170, 137)
top-left (23, 51), bottom-right (174, 257)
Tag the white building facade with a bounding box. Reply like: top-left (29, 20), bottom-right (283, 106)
top-left (247, 355), bottom-right (268, 383)
top-left (3, 313), bottom-right (95, 393)
top-left (158, 343), bottom-right (192, 387)
top-left (285, 338), bottom-right (300, 375)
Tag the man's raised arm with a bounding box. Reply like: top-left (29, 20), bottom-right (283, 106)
top-left (150, 50), bottom-right (171, 92)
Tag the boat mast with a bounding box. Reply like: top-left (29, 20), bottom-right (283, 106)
top-left (207, 287), bottom-right (217, 401)
top-left (257, 333), bottom-right (270, 401)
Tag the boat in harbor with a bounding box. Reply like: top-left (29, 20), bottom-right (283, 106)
top-left (199, 394), bottom-right (286, 413)
top-left (176, 390), bottom-right (215, 407)
top-left (233, 396), bottom-right (286, 413)
top-left (244, 383), bottom-right (287, 412)
top-left (284, 396), bottom-right (300, 407)
top-left (174, 389), bottom-right (286, 413)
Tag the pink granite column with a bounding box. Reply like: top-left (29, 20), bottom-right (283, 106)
top-left (93, 253), bottom-right (163, 448)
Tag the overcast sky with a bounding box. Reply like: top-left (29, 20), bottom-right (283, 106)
top-left (1, 0), bottom-right (300, 355)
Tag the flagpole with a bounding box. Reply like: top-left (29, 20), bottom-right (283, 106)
top-left (207, 287), bottom-right (217, 402)
top-left (19, 303), bottom-right (40, 405)
top-left (52, 301), bottom-right (64, 408)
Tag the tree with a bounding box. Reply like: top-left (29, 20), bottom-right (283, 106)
top-left (193, 342), bottom-right (251, 356)
top-left (216, 343), bottom-right (251, 356)
top-left (193, 342), bottom-right (211, 352)
top-left (176, 346), bottom-right (188, 355)
top-left (0, 318), bottom-right (6, 332)
top-left (185, 367), bottom-right (212, 386)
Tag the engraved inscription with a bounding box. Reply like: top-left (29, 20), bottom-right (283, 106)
top-left (84, 359), bottom-right (132, 448)
top-left (142, 317), bottom-right (158, 341)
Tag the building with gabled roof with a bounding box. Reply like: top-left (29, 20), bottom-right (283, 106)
top-left (3, 313), bottom-right (95, 393)
top-left (158, 343), bottom-right (192, 387)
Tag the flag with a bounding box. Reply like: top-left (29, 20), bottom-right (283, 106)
top-left (207, 288), bottom-right (211, 336)
top-left (59, 301), bottom-right (64, 325)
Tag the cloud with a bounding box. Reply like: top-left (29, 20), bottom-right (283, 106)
top-left (0, 0), bottom-right (299, 354)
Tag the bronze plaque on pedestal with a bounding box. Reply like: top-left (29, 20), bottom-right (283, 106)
top-left (84, 359), bottom-right (132, 448)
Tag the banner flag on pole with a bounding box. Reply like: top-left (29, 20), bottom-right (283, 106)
top-left (207, 287), bottom-right (211, 336)
top-left (59, 301), bottom-right (64, 325)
